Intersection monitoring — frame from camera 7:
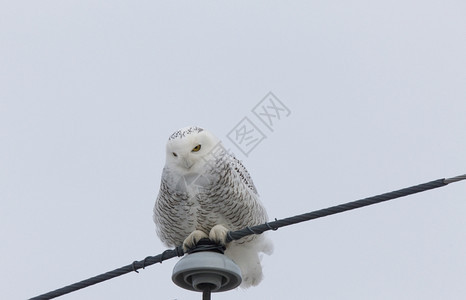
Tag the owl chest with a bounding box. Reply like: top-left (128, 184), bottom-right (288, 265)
top-left (164, 168), bottom-right (251, 229)
top-left (170, 193), bottom-right (225, 231)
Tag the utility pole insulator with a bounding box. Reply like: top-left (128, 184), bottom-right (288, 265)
top-left (172, 250), bottom-right (242, 297)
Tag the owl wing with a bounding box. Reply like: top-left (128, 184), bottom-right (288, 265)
top-left (228, 154), bottom-right (258, 195)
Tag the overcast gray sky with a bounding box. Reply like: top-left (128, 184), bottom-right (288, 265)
top-left (1, 1), bottom-right (465, 299)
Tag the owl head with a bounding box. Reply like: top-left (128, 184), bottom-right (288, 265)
top-left (165, 126), bottom-right (220, 173)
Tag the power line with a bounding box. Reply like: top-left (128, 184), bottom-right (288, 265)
top-left (29, 247), bottom-right (184, 300)
top-left (29, 175), bottom-right (465, 300)
top-left (226, 177), bottom-right (453, 242)
top-left (444, 174), bottom-right (466, 184)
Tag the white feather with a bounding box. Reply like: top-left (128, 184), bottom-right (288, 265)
top-left (225, 235), bottom-right (274, 287)
top-left (153, 126), bottom-right (273, 288)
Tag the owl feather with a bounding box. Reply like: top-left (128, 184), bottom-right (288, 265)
top-left (153, 126), bottom-right (273, 288)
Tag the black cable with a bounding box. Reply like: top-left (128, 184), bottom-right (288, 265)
top-left (226, 178), bottom-right (449, 242)
top-left (29, 247), bottom-right (184, 300)
top-left (29, 175), bottom-right (465, 300)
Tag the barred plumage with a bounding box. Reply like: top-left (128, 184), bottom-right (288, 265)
top-left (153, 126), bottom-right (273, 287)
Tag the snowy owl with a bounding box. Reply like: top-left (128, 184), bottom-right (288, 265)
top-left (153, 126), bottom-right (273, 288)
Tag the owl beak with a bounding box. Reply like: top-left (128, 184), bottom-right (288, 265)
top-left (182, 157), bottom-right (194, 169)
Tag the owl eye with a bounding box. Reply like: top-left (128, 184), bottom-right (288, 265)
top-left (191, 144), bottom-right (201, 152)
top-left (172, 152), bottom-right (178, 157)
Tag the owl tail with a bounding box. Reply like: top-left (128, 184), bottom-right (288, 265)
top-left (224, 234), bottom-right (273, 288)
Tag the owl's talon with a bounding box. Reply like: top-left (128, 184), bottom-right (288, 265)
top-left (209, 224), bottom-right (230, 246)
top-left (183, 230), bottom-right (209, 252)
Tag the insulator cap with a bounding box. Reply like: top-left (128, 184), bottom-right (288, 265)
top-left (172, 251), bottom-right (242, 292)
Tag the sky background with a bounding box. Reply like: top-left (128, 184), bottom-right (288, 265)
top-left (1, 1), bottom-right (465, 299)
